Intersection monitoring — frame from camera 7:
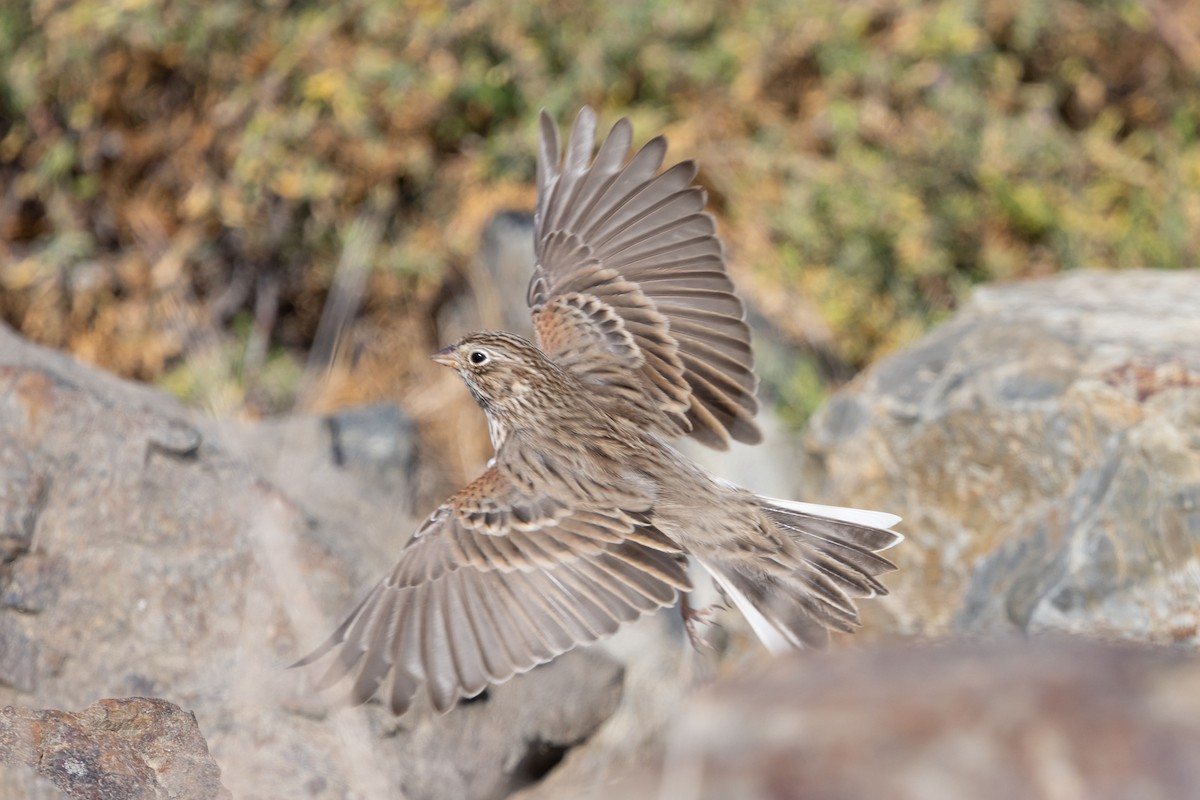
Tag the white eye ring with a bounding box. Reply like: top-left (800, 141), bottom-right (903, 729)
top-left (468, 350), bottom-right (490, 365)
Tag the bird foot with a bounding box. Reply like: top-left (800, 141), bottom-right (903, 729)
top-left (681, 602), bottom-right (722, 651)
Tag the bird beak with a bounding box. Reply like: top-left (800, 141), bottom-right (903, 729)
top-left (431, 346), bottom-right (457, 368)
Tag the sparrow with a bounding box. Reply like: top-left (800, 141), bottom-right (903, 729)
top-left (295, 107), bottom-right (903, 715)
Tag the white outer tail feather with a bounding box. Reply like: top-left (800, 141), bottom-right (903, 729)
top-left (758, 495), bottom-right (903, 540)
top-left (699, 558), bottom-right (796, 655)
top-left (699, 497), bottom-right (904, 654)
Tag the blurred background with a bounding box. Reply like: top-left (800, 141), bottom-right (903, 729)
top-left (3, 0), bottom-right (1198, 488)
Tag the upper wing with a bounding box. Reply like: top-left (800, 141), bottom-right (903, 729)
top-left (295, 466), bottom-right (691, 715)
top-left (528, 107), bottom-right (761, 450)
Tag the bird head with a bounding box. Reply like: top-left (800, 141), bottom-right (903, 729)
top-left (431, 331), bottom-right (558, 422)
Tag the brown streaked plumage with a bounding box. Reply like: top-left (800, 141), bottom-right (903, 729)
top-left (296, 108), bottom-right (903, 715)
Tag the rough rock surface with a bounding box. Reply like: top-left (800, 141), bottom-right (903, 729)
top-left (798, 270), bottom-right (1200, 645)
top-left (0, 697), bottom-right (230, 799)
top-left (521, 269), bottom-right (1200, 797)
top-left (3, 267), bottom-right (1200, 799)
top-left (605, 638), bottom-right (1200, 800)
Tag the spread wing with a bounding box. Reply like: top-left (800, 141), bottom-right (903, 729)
top-left (528, 107), bottom-right (761, 450)
top-left (295, 465), bottom-right (692, 715)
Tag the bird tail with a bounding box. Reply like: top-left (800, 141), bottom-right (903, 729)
top-left (699, 496), bottom-right (903, 654)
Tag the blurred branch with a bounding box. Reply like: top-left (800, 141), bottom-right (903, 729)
top-left (294, 207), bottom-right (387, 411)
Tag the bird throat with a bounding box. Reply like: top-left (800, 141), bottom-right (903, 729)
top-left (486, 413), bottom-right (510, 451)
top-left (462, 383), bottom-right (506, 450)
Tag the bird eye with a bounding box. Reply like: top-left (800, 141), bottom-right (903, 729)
top-left (469, 350), bottom-right (489, 365)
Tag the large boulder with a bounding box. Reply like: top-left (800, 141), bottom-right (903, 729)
top-left (798, 269), bottom-right (1200, 646)
top-left (606, 638), bottom-right (1200, 800)
top-left (0, 322), bottom-right (651, 799)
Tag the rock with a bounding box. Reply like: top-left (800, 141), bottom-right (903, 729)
top-left (797, 270), bottom-right (1200, 646)
top-left (327, 404), bottom-right (419, 489)
top-left (5, 263), bottom-right (1200, 799)
top-left (438, 211), bottom-right (538, 344)
top-left (381, 648), bottom-right (625, 800)
top-left (0, 697), bottom-right (230, 800)
top-left (602, 638), bottom-right (1200, 800)
top-left (0, 437), bottom-right (45, 563)
top-left (0, 321), bottom-right (659, 799)
top-left (219, 405), bottom-right (425, 550)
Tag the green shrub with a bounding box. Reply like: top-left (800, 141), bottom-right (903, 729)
top-left (1, 0), bottom-right (1196, 418)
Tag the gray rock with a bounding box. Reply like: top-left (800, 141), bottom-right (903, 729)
top-left (601, 639), bottom-right (1200, 800)
top-left (797, 269), bottom-right (1200, 645)
top-left (327, 404), bottom-right (418, 483)
top-left (0, 322), bottom-right (656, 799)
top-left (438, 211), bottom-right (537, 344)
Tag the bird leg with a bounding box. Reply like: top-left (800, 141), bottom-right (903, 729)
top-left (679, 592), bottom-right (722, 651)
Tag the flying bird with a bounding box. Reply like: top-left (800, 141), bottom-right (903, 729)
top-left (296, 107), bottom-right (903, 715)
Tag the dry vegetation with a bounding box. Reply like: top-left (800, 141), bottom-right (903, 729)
top-left (1, 0), bottom-right (1198, 427)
